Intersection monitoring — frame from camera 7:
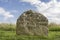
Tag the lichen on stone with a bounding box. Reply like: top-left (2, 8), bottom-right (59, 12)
top-left (16, 10), bottom-right (48, 36)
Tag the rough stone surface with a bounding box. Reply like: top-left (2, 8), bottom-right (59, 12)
top-left (16, 10), bottom-right (48, 36)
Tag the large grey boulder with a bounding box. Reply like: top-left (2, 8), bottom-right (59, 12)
top-left (16, 10), bottom-right (48, 36)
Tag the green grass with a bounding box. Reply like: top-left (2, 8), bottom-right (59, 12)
top-left (0, 30), bottom-right (60, 40)
top-left (48, 23), bottom-right (60, 31)
top-left (0, 23), bottom-right (60, 40)
top-left (49, 27), bottom-right (60, 31)
top-left (49, 24), bottom-right (60, 31)
top-left (0, 23), bottom-right (16, 31)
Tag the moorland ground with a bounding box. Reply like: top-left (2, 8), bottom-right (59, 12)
top-left (0, 23), bottom-right (60, 40)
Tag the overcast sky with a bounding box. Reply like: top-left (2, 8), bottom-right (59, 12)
top-left (0, 0), bottom-right (60, 24)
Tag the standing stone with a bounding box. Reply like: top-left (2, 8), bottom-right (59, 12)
top-left (16, 10), bottom-right (48, 36)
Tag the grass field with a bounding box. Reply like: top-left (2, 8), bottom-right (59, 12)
top-left (0, 23), bottom-right (60, 40)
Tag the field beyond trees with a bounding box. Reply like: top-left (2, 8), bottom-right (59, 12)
top-left (0, 23), bottom-right (60, 40)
